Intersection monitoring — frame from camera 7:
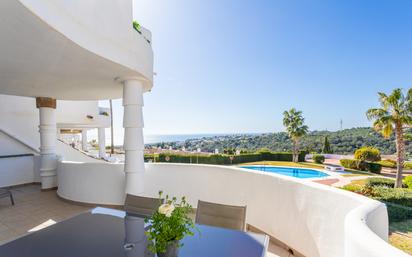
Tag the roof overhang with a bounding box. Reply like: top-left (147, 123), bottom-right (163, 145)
top-left (0, 0), bottom-right (152, 100)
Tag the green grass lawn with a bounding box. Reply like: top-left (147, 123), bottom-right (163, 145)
top-left (390, 220), bottom-right (412, 255)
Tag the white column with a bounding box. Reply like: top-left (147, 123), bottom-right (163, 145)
top-left (37, 98), bottom-right (58, 190)
top-left (98, 127), bottom-right (106, 159)
top-left (81, 129), bottom-right (88, 152)
top-left (122, 79), bottom-right (145, 195)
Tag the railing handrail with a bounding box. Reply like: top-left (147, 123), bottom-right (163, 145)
top-left (0, 153), bottom-right (34, 159)
top-left (0, 129), bottom-right (39, 154)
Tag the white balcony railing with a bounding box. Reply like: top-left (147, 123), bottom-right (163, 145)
top-left (56, 162), bottom-right (408, 257)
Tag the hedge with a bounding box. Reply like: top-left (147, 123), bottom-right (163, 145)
top-left (376, 160), bottom-right (412, 169)
top-left (340, 159), bottom-right (381, 174)
top-left (366, 162), bottom-right (382, 174)
top-left (144, 151), bottom-right (306, 165)
top-left (366, 177), bottom-right (400, 188)
top-left (373, 187), bottom-right (412, 208)
top-left (377, 159), bottom-right (397, 168)
top-left (312, 154), bottom-right (325, 164)
top-left (385, 202), bottom-right (412, 222)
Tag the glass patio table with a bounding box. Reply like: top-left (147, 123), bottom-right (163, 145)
top-left (0, 207), bottom-right (269, 257)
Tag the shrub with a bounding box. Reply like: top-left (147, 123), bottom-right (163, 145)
top-left (340, 159), bottom-right (366, 170)
top-left (354, 146), bottom-right (381, 162)
top-left (385, 202), bottom-right (412, 222)
top-left (373, 187), bottom-right (412, 208)
top-left (405, 162), bottom-right (412, 169)
top-left (366, 177), bottom-right (397, 188)
top-left (312, 154), bottom-right (325, 164)
top-left (404, 176), bottom-right (412, 189)
top-left (376, 160), bottom-right (412, 169)
top-left (377, 159), bottom-right (397, 168)
top-left (340, 159), bottom-right (381, 173)
top-left (150, 151), bottom-right (306, 165)
top-left (365, 162), bottom-right (382, 174)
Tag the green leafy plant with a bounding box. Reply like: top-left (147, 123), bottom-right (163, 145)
top-left (377, 159), bottom-right (397, 168)
top-left (372, 187), bottom-right (412, 207)
top-left (312, 154), bottom-right (325, 164)
top-left (133, 20), bottom-right (142, 33)
top-left (145, 191), bottom-right (195, 254)
top-left (340, 159), bottom-right (366, 170)
top-left (404, 176), bottom-right (412, 189)
top-left (366, 162), bottom-right (382, 174)
top-left (354, 146), bottom-right (381, 162)
top-left (366, 177), bottom-right (398, 188)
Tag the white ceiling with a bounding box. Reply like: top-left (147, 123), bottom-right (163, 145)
top-left (0, 0), bottom-right (152, 100)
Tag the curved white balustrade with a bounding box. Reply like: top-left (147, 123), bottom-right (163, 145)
top-left (57, 162), bottom-right (409, 257)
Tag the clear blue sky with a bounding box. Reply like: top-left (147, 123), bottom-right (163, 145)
top-left (103, 0), bottom-right (412, 142)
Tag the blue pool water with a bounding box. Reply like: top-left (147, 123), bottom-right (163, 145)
top-left (240, 166), bottom-right (329, 179)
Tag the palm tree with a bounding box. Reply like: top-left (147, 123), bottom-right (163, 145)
top-left (366, 88), bottom-right (412, 188)
top-left (283, 108), bottom-right (309, 162)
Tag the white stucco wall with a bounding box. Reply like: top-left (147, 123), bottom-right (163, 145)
top-left (56, 100), bottom-right (109, 128)
top-left (56, 140), bottom-right (103, 163)
top-left (0, 95), bottom-right (40, 150)
top-left (0, 95), bottom-right (110, 149)
top-left (0, 156), bottom-right (35, 187)
top-left (56, 162), bottom-right (408, 257)
top-left (0, 132), bottom-right (36, 156)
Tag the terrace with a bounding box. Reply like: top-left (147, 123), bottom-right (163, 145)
top-left (0, 1), bottom-right (409, 257)
top-left (0, 184), bottom-right (293, 257)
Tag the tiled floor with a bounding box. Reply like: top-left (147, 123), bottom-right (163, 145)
top-left (0, 184), bottom-right (295, 257)
top-left (0, 184), bottom-right (89, 244)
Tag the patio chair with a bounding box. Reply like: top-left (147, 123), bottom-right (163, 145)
top-left (0, 188), bottom-right (14, 205)
top-left (124, 194), bottom-right (163, 218)
top-left (195, 200), bottom-right (246, 231)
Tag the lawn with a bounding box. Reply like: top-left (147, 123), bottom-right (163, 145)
top-left (390, 220), bottom-right (412, 255)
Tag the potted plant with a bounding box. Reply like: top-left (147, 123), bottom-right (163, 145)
top-left (145, 191), bottom-right (196, 257)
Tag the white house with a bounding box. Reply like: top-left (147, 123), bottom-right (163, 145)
top-left (0, 1), bottom-right (408, 257)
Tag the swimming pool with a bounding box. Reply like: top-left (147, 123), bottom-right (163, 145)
top-left (240, 166), bottom-right (329, 179)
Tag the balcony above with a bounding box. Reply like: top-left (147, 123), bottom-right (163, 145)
top-left (0, 0), bottom-right (153, 100)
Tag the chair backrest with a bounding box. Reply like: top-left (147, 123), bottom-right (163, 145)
top-left (124, 194), bottom-right (162, 218)
top-left (195, 200), bottom-right (247, 231)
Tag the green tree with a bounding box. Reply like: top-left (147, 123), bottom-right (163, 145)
top-left (322, 136), bottom-right (332, 154)
top-left (283, 108), bottom-right (309, 162)
top-left (366, 88), bottom-right (412, 188)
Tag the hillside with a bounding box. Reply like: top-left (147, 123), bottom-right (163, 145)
top-left (147, 127), bottom-right (412, 155)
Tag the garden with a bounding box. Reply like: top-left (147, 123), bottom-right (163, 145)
top-left (342, 177), bottom-right (412, 254)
